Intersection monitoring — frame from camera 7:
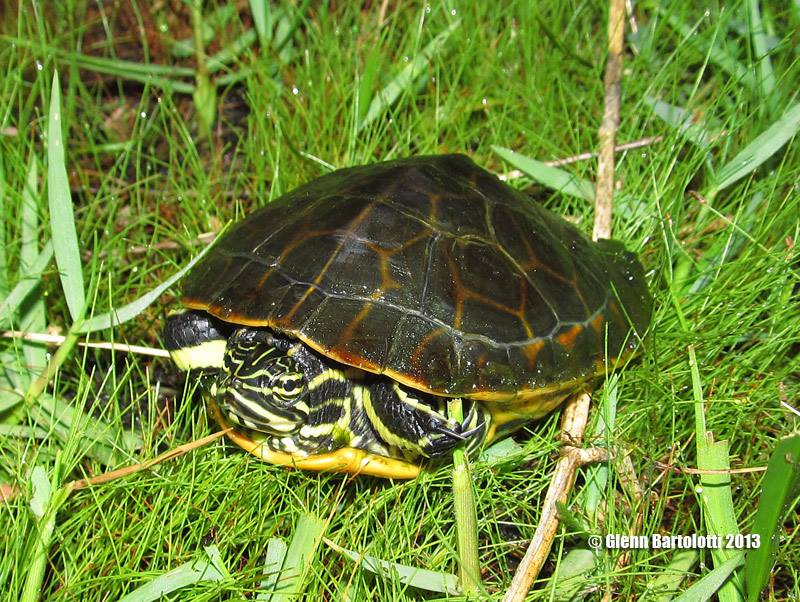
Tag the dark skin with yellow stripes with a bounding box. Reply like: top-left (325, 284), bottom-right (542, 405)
top-left (166, 311), bottom-right (488, 461)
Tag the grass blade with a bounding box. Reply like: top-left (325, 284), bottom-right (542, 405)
top-left (28, 392), bottom-right (141, 466)
top-left (248, 0), bottom-right (270, 47)
top-left (21, 457), bottom-right (69, 602)
top-left (673, 553), bottom-right (745, 602)
top-left (659, 9), bottom-right (758, 93)
top-left (47, 71), bottom-right (85, 322)
top-left (713, 102), bottom-right (800, 193)
top-left (28, 466), bottom-right (51, 520)
top-left (583, 375), bottom-right (619, 519)
top-left (747, 0), bottom-right (775, 100)
top-left (449, 397), bottom-right (480, 595)
top-left (550, 548), bottom-right (596, 600)
top-left (20, 154), bottom-right (47, 376)
top-left (645, 97), bottom-right (712, 149)
top-left (493, 146), bottom-right (595, 201)
top-left (0, 149), bottom-right (6, 295)
top-left (206, 29), bottom-right (257, 73)
top-left (644, 550), bottom-right (699, 601)
top-left (689, 345), bottom-right (744, 602)
top-left (264, 513), bottom-right (325, 601)
top-left (477, 436), bottom-right (523, 466)
top-left (359, 19), bottom-right (459, 132)
top-left (77, 236), bottom-right (216, 333)
top-left (117, 545), bottom-right (227, 602)
top-left (257, 538), bottom-right (289, 600)
top-left (0, 241), bottom-right (54, 327)
top-left (324, 538), bottom-right (460, 595)
top-left (744, 434), bottom-right (800, 601)
top-left (0, 35), bottom-right (195, 93)
top-left (688, 192), bottom-right (766, 294)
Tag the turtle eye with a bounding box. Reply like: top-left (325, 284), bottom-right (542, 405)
top-left (272, 372), bottom-right (306, 401)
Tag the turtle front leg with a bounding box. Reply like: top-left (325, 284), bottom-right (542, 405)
top-left (363, 381), bottom-right (489, 459)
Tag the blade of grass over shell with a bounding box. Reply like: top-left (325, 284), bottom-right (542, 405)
top-left (673, 553), bottom-right (745, 602)
top-left (116, 545), bottom-right (228, 602)
top-left (324, 538), bottom-right (460, 596)
top-left (492, 146), bottom-right (595, 201)
top-left (47, 71), bottom-right (84, 323)
top-left (689, 345), bottom-right (744, 602)
top-left (711, 102), bottom-right (800, 193)
top-left (359, 19), bottom-right (459, 132)
top-left (0, 241), bottom-right (53, 327)
top-left (644, 550), bottom-right (699, 601)
top-left (77, 230), bottom-right (218, 333)
top-left (262, 513), bottom-right (325, 601)
top-left (744, 434), bottom-right (800, 601)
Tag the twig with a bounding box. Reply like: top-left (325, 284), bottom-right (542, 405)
top-left (546, 136), bottom-right (662, 168)
top-left (498, 135), bottom-right (662, 180)
top-left (3, 330), bottom-right (170, 358)
top-left (377, 0), bottom-right (390, 27)
top-left (65, 429), bottom-right (230, 492)
top-left (503, 0), bottom-right (626, 598)
top-left (127, 231), bottom-right (216, 255)
top-left (592, 0), bottom-right (625, 242)
top-left (503, 393), bottom-right (606, 601)
top-left (653, 462), bottom-right (767, 475)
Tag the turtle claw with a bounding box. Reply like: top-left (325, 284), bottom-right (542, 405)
top-left (433, 424), bottom-right (467, 441)
top-left (424, 405), bottom-right (489, 458)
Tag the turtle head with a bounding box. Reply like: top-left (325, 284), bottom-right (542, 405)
top-left (164, 310), bottom-right (232, 372)
top-left (215, 329), bottom-right (310, 435)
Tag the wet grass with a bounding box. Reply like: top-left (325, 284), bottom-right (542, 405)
top-left (1, 1), bottom-right (798, 599)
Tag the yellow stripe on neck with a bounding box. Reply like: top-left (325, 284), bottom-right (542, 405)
top-left (170, 339), bottom-right (227, 371)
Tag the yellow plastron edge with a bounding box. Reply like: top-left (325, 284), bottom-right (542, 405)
top-left (206, 397), bottom-right (420, 479)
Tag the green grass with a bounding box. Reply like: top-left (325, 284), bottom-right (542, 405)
top-left (1, 1), bottom-right (799, 599)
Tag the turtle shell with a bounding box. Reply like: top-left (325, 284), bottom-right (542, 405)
top-left (182, 154), bottom-right (651, 404)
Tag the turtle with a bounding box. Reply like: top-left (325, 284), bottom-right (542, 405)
top-left (164, 154), bottom-right (651, 479)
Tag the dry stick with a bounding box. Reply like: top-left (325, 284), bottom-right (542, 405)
top-left (1, 430), bottom-right (231, 504)
top-left (502, 395), bottom-right (606, 601)
top-left (65, 429), bottom-right (230, 493)
top-left (546, 135), bottom-right (662, 168)
top-left (593, 0), bottom-right (624, 242)
top-left (498, 135), bottom-right (662, 181)
top-left (377, 0), bottom-right (390, 27)
top-left (3, 330), bottom-right (171, 358)
top-left (502, 1), bottom-right (626, 599)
